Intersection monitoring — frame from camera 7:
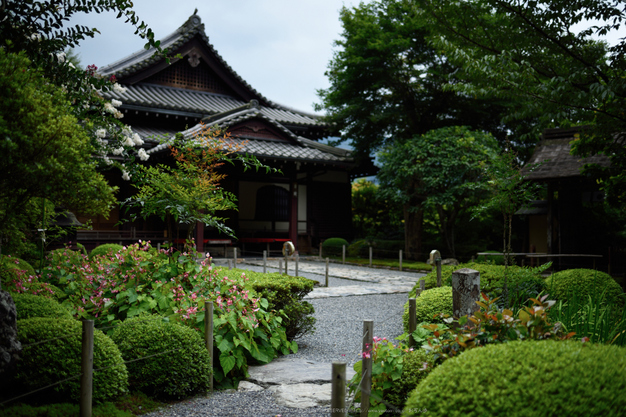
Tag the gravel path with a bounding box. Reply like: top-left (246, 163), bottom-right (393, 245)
top-left (141, 261), bottom-right (412, 417)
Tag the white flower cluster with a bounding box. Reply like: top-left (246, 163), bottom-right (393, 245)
top-left (137, 148), bottom-right (150, 161)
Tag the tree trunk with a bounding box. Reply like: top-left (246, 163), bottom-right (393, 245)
top-left (404, 204), bottom-right (423, 260)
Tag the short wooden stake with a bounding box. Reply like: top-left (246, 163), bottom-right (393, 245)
top-left (279, 259), bottom-right (283, 275)
top-left (408, 298), bottom-right (416, 348)
top-left (285, 257), bottom-right (289, 276)
top-left (361, 320), bottom-right (373, 417)
top-left (228, 259), bottom-right (232, 270)
top-left (369, 246), bottom-right (373, 267)
top-left (325, 257), bottom-right (330, 287)
top-left (233, 247), bottom-right (237, 267)
top-left (436, 260), bottom-right (442, 287)
top-left (331, 362), bottom-right (347, 417)
top-left (399, 250), bottom-right (403, 271)
top-left (204, 302), bottom-right (214, 392)
top-left (419, 279), bottom-right (425, 294)
top-left (319, 242), bottom-right (323, 258)
top-left (342, 245), bottom-right (346, 264)
top-left (295, 254), bottom-right (299, 276)
top-left (80, 320), bottom-right (94, 417)
top-left (263, 250), bottom-right (267, 273)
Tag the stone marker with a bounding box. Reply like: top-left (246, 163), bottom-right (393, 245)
top-left (451, 268), bottom-right (480, 318)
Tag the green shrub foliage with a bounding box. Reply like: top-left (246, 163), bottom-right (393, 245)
top-left (386, 348), bottom-right (435, 412)
top-left (1, 256), bottom-right (36, 276)
top-left (12, 293), bottom-right (73, 320)
top-left (322, 237), bottom-right (349, 256)
top-left (546, 269), bottom-right (624, 311)
top-left (110, 316), bottom-right (212, 400)
top-left (402, 340), bottom-right (626, 417)
top-left (89, 243), bottom-right (124, 258)
top-left (404, 263), bottom-right (549, 330)
top-left (403, 287), bottom-right (453, 331)
top-left (15, 318), bottom-right (128, 403)
top-left (233, 269), bottom-right (316, 341)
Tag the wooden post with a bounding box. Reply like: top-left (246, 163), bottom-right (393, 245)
top-left (437, 260), bottom-right (442, 287)
top-left (295, 254), bottom-right (299, 277)
top-left (319, 242), bottom-right (323, 258)
top-left (361, 320), bottom-right (373, 417)
top-left (233, 247), bottom-right (237, 267)
top-left (369, 246), bottom-right (373, 268)
top-left (418, 279), bottom-right (425, 295)
top-left (263, 250), bottom-right (267, 273)
top-left (279, 259), bottom-right (283, 275)
top-left (399, 250), bottom-right (403, 271)
top-left (325, 257), bottom-right (330, 287)
top-left (342, 245), bottom-right (346, 264)
top-left (331, 362), bottom-right (347, 417)
top-left (228, 260), bottom-right (232, 270)
top-left (80, 320), bottom-right (94, 417)
top-left (408, 298), bottom-right (416, 348)
top-left (285, 257), bottom-right (289, 276)
top-left (452, 268), bottom-right (481, 319)
top-left (204, 302), bottom-right (214, 392)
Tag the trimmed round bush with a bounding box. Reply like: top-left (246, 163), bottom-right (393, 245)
top-left (12, 293), bottom-right (73, 320)
top-left (111, 316), bottom-right (212, 400)
top-left (15, 318), bottom-right (128, 403)
top-left (1, 256), bottom-right (36, 277)
top-left (322, 237), bottom-right (349, 257)
top-left (403, 287), bottom-right (453, 331)
top-left (386, 348), bottom-right (435, 411)
top-left (545, 269), bottom-right (624, 310)
top-left (403, 340), bottom-right (626, 416)
top-left (89, 243), bottom-right (124, 258)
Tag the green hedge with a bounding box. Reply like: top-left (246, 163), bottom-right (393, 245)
top-left (386, 348), bottom-right (435, 412)
top-left (322, 238), bottom-right (349, 257)
top-left (12, 293), bottom-right (73, 320)
top-left (403, 340), bottom-right (626, 416)
top-left (15, 318), bottom-right (128, 403)
top-left (89, 243), bottom-right (124, 259)
top-left (347, 239), bottom-right (405, 258)
top-left (545, 269), bottom-right (624, 313)
top-left (111, 316), bottom-right (212, 400)
top-left (403, 287), bottom-right (453, 331)
top-left (220, 268), bottom-right (316, 341)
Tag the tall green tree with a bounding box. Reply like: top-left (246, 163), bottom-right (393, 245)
top-left (416, 0), bottom-right (626, 208)
top-left (352, 179), bottom-right (403, 239)
top-left (0, 50), bottom-right (115, 251)
top-left (316, 0), bottom-right (513, 159)
top-left (378, 126), bottom-right (499, 258)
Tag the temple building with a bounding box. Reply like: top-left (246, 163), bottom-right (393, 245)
top-left (76, 12), bottom-right (374, 255)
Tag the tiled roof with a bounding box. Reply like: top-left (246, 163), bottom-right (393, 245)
top-left (524, 129), bottom-right (610, 180)
top-left (144, 114), bottom-right (352, 164)
top-left (98, 13), bottom-right (324, 128)
top-left (106, 83), bottom-right (322, 127)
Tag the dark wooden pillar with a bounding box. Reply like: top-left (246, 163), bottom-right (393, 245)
top-left (196, 221), bottom-right (204, 253)
top-left (289, 181), bottom-right (298, 250)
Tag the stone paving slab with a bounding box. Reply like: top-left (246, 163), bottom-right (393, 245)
top-left (247, 357), bottom-right (355, 387)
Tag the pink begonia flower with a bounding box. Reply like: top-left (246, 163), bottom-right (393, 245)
top-left (362, 352), bottom-right (371, 359)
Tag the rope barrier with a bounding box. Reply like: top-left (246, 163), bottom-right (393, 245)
top-left (0, 373), bottom-right (81, 406)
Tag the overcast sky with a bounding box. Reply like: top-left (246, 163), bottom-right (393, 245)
top-left (69, 0), bottom-right (363, 115)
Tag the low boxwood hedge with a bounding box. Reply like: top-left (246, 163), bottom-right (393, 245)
top-left (402, 340), bottom-right (626, 416)
top-left (545, 269), bottom-right (624, 313)
top-left (15, 317), bottom-right (128, 403)
top-left (403, 287), bottom-right (453, 331)
top-left (322, 237), bottom-right (349, 257)
top-left (12, 293), bottom-right (73, 320)
top-left (89, 244), bottom-right (124, 259)
top-left (219, 268), bottom-right (316, 341)
top-left (110, 316), bottom-right (212, 400)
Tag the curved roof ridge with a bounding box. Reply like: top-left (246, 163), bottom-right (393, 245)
top-left (98, 12), bottom-right (322, 121)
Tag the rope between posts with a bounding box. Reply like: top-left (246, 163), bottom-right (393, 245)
top-left (94, 346), bottom-right (186, 374)
top-left (0, 373), bottom-right (81, 406)
top-left (346, 368), bottom-right (368, 411)
top-left (20, 330), bottom-right (80, 349)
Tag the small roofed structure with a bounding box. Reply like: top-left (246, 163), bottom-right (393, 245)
top-left (520, 127), bottom-right (616, 271)
top-left (77, 12), bottom-right (376, 255)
